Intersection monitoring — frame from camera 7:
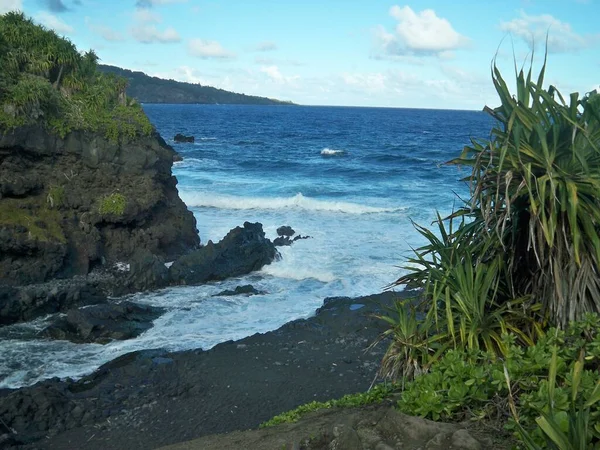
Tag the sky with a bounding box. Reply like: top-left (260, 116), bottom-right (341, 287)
top-left (0, 0), bottom-right (598, 109)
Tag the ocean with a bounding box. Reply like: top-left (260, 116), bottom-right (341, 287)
top-left (0, 105), bottom-right (494, 389)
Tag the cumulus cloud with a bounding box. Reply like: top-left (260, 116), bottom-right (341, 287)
top-left (131, 25), bottom-right (180, 43)
top-left (259, 65), bottom-right (300, 86)
top-left (188, 39), bottom-right (235, 59)
top-left (254, 41), bottom-right (278, 52)
top-left (36, 11), bottom-right (74, 34)
top-left (374, 5), bottom-right (469, 58)
top-left (0, 0), bottom-right (22, 13)
top-left (135, 0), bottom-right (187, 7)
top-left (85, 17), bottom-right (124, 41)
top-left (130, 8), bottom-right (180, 43)
top-left (500, 11), bottom-right (598, 53)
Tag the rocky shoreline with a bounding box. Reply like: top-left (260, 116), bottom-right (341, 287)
top-left (1, 291), bottom-right (405, 449)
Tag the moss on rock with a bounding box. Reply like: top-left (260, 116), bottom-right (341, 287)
top-left (0, 198), bottom-right (66, 243)
top-left (98, 193), bottom-right (126, 216)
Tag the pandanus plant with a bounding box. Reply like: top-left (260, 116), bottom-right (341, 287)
top-left (378, 55), bottom-right (600, 382)
top-left (451, 55), bottom-right (600, 328)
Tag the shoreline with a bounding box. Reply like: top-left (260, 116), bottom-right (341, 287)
top-left (1, 290), bottom-right (410, 449)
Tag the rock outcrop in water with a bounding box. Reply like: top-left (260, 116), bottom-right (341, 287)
top-left (169, 222), bottom-right (278, 285)
top-left (273, 224), bottom-right (311, 247)
top-left (174, 133), bottom-right (194, 143)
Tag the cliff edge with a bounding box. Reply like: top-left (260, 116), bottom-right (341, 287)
top-left (0, 125), bottom-right (200, 286)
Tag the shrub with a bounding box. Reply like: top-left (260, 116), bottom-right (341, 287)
top-left (0, 12), bottom-right (153, 141)
top-left (395, 316), bottom-right (600, 444)
top-left (260, 384), bottom-right (395, 428)
top-left (98, 193), bottom-right (126, 216)
top-left (448, 59), bottom-right (600, 328)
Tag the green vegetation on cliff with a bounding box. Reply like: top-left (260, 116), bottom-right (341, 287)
top-left (98, 64), bottom-right (295, 105)
top-left (0, 12), bottom-right (152, 140)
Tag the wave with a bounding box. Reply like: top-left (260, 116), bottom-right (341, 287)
top-left (321, 148), bottom-right (347, 156)
top-left (180, 192), bottom-right (402, 214)
top-left (261, 265), bottom-right (336, 283)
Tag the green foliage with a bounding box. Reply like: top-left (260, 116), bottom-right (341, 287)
top-left (0, 12), bottom-right (153, 141)
top-left (46, 185), bottom-right (64, 208)
top-left (385, 60), bottom-right (600, 398)
top-left (375, 212), bottom-right (543, 382)
top-left (0, 198), bottom-right (65, 242)
top-left (446, 56), bottom-right (600, 328)
top-left (98, 193), bottom-right (126, 216)
top-left (395, 316), bottom-right (600, 442)
top-left (370, 298), bottom-right (446, 383)
top-left (509, 345), bottom-right (600, 449)
top-left (260, 384), bottom-right (395, 428)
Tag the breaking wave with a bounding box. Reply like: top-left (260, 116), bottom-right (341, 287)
top-left (320, 148), bottom-right (346, 156)
top-left (180, 192), bottom-right (402, 214)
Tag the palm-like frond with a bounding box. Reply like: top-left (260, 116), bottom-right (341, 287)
top-left (450, 57), bottom-right (600, 327)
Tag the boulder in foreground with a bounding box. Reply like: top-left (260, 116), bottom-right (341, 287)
top-left (41, 301), bottom-right (165, 344)
top-left (160, 405), bottom-right (492, 450)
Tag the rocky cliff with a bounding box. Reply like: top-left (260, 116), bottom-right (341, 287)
top-left (0, 125), bottom-right (200, 287)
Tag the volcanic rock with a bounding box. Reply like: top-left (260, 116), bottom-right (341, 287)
top-left (41, 301), bottom-right (165, 344)
top-left (169, 222), bottom-right (278, 285)
top-left (214, 284), bottom-right (264, 297)
top-left (276, 225), bottom-right (295, 237)
top-left (173, 134), bottom-right (194, 143)
top-left (0, 278), bottom-right (107, 326)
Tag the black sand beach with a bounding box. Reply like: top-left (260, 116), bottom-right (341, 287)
top-left (1, 291), bottom-right (411, 449)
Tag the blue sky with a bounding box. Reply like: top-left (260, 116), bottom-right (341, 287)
top-left (1, 0), bottom-right (598, 109)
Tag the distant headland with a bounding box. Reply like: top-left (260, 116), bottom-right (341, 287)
top-left (98, 65), bottom-right (295, 106)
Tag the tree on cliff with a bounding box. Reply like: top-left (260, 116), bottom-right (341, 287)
top-left (0, 12), bottom-right (151, 140)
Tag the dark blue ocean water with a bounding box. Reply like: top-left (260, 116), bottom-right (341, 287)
top-left (0, 105), bottom-right (494, 388)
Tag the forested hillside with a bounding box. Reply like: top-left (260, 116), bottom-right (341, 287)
top-left (98, 65), bottom-right (294, 105)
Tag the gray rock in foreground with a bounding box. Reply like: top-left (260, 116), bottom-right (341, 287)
top-left (161, 405), bottom-right (495, 450)
top-left (41, 301), bottom-right (165, 344)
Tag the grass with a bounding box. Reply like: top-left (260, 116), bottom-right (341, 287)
top-left (98, 193), bottom-right (126, 216)
top-left (260, 384), bottom-right (396, 428)
top-left (0, 197), bottom-right (65, 243)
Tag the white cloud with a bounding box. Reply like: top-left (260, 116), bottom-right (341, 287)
top-left (500, 11), bottom-right (598, 53)
top-left (131, 25), bottom-right (180, 43)
top-left (36, 11), bottom-right (73, 34)
top-left (188, 39), bottom-right (235, 59)
top-left (85, 17), bottom-right (124, 42)
top-left (259, 65), bottom-right (299, 86)
top-left (342, 72), bottom-right (387, 93)
top-left (134, 8), bottom-right (161, 23)
top-left (0, 0), bottom-right (21, 13)
top-left (375, 5), bottom-right (468, 58)
top-left (130, 8), bottom-right (180, 43)
top-left (255, 41), bottom-right (277, 52)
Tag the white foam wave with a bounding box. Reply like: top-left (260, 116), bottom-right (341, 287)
top-left (261, 265), bottom-right (336, 283)
top-left (180, 192), bottom-right (401, 214)
top-left (321, 147), bottom-right (346, 156)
